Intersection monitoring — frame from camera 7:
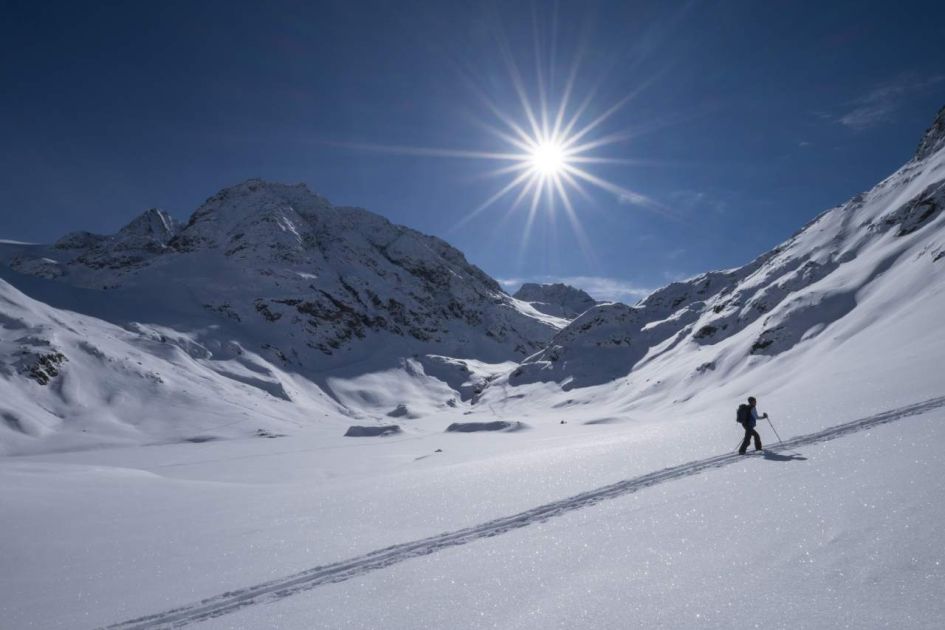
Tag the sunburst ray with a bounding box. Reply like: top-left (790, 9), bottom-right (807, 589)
top-left (337, 16), bottom-right (673, 256)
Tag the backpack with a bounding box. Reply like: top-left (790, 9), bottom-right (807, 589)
top-left (736, 403), bottom-right (752, 424)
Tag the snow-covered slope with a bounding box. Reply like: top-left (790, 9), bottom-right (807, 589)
top-left (0, 275), bottom-right (353, 454)
top-left (513, 282), bottom-right (600, 319)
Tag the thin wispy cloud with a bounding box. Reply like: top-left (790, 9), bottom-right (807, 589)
top-left (838, 74), bottom-right (944, 131)
top-left (499, 275), bottom-right (653, 304)
top-left (667, 189), bottom-right (728, 216)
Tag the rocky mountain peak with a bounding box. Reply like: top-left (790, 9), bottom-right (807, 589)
top-left (52, 208), bottom-right (178, 254)
top-left (115, 208), bottom-right (178, 251)
top-left (190, 179), bottom-right (332, 224)
top-left (171, 179), bottom-right (380, 254)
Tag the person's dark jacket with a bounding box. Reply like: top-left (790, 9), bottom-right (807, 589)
top-left (737, 404), bottom-right (759, 429)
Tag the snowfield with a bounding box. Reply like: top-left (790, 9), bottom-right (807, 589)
top-left (1, 106), bottom-right (945, 628)
top-left (3, 397), bottom-right (944, 629)
top-left (198, 406), bottom-right (945, 630)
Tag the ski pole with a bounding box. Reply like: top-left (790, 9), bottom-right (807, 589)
top-left (765, 414), bottom-right (784, 445)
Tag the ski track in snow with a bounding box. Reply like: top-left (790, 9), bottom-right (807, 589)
top-left (104, 396), bottom-right (945, 630)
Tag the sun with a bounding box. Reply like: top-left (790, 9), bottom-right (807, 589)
top-left (529, 139), bottom-right (567, 176)
top-left (341, 23), bottom-right (664, 260)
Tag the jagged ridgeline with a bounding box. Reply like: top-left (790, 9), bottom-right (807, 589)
top-left (4, 180), bottom-right (560, 368)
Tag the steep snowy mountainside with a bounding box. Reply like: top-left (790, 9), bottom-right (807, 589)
top-left (1, 180), bottom-right (559, 369)
top-left (504, 106), bottom-right (945, 398)
top-left (513, 282), bottom-right (600, 318)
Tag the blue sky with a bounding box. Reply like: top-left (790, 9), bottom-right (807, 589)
top-left (2, 0), bottom-right (944, 301)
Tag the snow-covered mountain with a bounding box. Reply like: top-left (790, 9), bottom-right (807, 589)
top-left (0, 180), bottom-right (567, 452)
top-left (503, 105), bottom-right (945, 396)
top-left (513, 282), bottom-right (600, 319)
top-left (5, 180), bottom-right (558, 363)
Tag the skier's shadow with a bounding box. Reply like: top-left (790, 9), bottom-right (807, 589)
top-left (762, 450), bottom-right (807, 462)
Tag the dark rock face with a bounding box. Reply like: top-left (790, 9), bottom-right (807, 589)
top-left (387, 404), bottom-right (415, 418)
top-left (915, 105), bottom-right (945, 161)
top-left (445, 420), bottom-right (525, 432)
top-left (344, 425), bottom-right (402, 437)
top-left (55, 231), bottom-right (110, 250)
top-left (21, 351), bottom-right (67, 385)
top-left (875, 181), bottom-right (945, 237)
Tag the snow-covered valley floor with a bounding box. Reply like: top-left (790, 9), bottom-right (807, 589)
top-left (3, 395), bottom-right (943, 629)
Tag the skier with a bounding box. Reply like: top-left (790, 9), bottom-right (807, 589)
top-left (737, 396), bottom-right (767, 455)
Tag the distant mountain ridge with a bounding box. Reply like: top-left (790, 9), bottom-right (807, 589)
top-left (513, 282), bottom-right (600, 319)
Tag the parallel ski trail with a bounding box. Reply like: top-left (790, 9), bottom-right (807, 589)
top-left (105, 396), bottom-right (945, 629)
